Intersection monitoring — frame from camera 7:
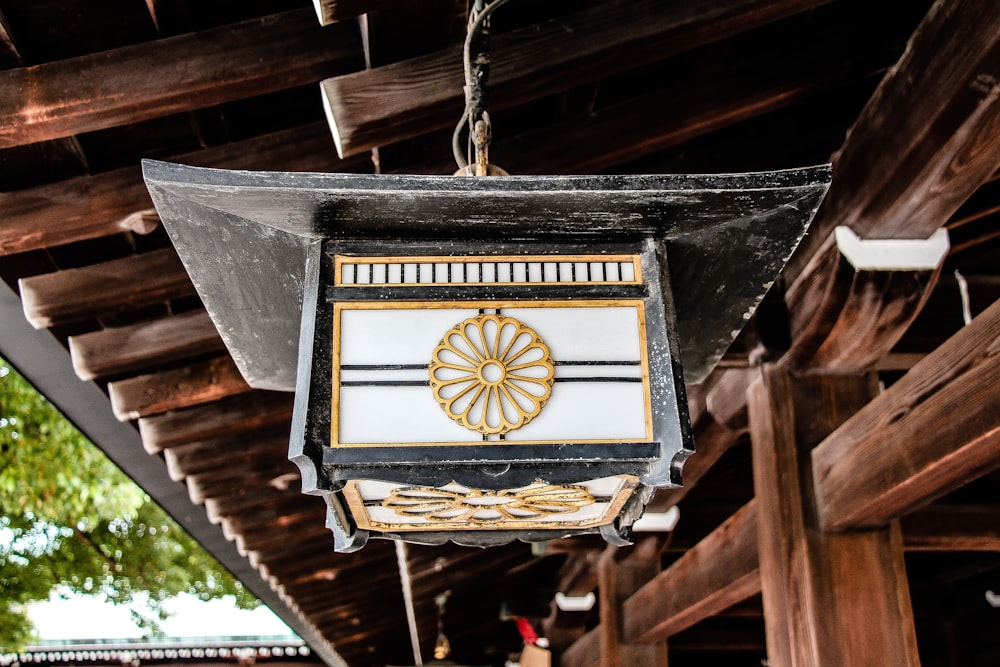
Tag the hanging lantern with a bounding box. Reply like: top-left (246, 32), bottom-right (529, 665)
top-left (142, 161), bottom-right (829, 549)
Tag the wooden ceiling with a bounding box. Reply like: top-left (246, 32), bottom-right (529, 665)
top-left (1, 1), bottom-right (998, 666)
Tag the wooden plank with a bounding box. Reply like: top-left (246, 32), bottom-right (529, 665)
top-left (647, 419), bottom-right (744, 512)
top-left (322, 0), bottom-right (834, 157)
top-left (783, 234), bottom-right (942, 372)
top-left (0, 10), bottom-right (362, 148)
top-left (623, 500), bottom-right (760, 645)
top-left (138, 391), bottom-right (294, 454)
top-left (109, 355), bottom-right (251, 421)
top-left (596, 547), bottom-right (667, 667)
top-left (749, 367), bottom-right (919, 667)
top-left (19, 247), bottom-right (196, 329)
top-left (163, 421), bottom-right (292, 480)
top-left (900, 504), bottom-right (1000, 552)
top-left (787, 0), bottom-right (1000, 280)
top-left (0, 123), bottom-right (370, 257)
top-left (812, 297), bottom-right (1000, 530)
top-left (68, 309), bottom-right (224, 381)
top-left (560, 627), bottom-right (600, 667)
top-left (705, 368), bottom-right (756, 431)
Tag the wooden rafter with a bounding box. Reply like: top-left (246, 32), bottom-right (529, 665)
top-left (0, 10), bottom-right (362, 149)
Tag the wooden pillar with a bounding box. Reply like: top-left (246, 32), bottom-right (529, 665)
top-left (596, 543), bottom-right (668, 667)
top-left (748, 366), bottom-right (920, 667)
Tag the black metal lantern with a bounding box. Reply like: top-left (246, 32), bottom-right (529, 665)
top-left (143, 161), bottom-right (829, 549)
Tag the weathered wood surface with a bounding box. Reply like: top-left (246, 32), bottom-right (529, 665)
top-left (138, 391), bottom-right (294, 454)
top-left (783, 235), bottom-right (942, 372)
top-left (788, 0), bottom-right (1000, 279)
top-left (623, 501), bottom-right (760, 645)
top-left (0, 10), bottom-right (363, 148)
top-left (164, 424), bottom-right (290, 481)
top-left (20, 248), bottom-right (195, 329)
top-left (323, 0), bottom-right (834, 157)
top-left (749, 368), bottom-right (920, 667)
top-left (0, 124), bottom-right (370, 256)
top-left (900, 504), bottom-right (1000, 552)
top-left (812, 297), bottom-right (1000, 530)
top-left (109, 355), bottom-right (250, 421)
top-left (595, 545), bottom-right (667, 667)
top-left (69, 309), bottom-right (224, 381)
top-left (560, 627), bottom-right (600, 667)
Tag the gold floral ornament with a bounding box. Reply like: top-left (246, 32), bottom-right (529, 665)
top-left (429, 314), bottom-right (555, 434)
top-left (382, 482), bottom-right (595, 523)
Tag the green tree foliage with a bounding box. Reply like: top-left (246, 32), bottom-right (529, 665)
top-left (0, 358), bottom-right (258, 652)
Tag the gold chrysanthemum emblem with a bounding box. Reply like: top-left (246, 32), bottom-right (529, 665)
top-left (382, 482), bottom-right (595, 523)
top-left (429, 314), bottom-right (555, 434)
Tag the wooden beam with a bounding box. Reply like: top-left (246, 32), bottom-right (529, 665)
top-left (648, 419), bottom-right (744, 512)
top-left (137, 391), bottom-right (294, 454)
top-left (323, 0), bottom-right (834, 157)
top-left (19, 247), bottom-right (196, 329)
top-left (788, 0), bottom-right (1000, 279)
top-left (0, 123), bottom-right (370, 257)
top-left (783, 232), bottom-right (943, 372)
top-left (749, 367), bottom-right (919, 667)
top-left (0, 10), bottom-right (362, 148)
top-left (623, 500), bottom-right (760, 645)
top-left (68, 309), bottom-right (224, 381)
top-left (595, 548), bottom-right (667, 667)
top-left (560, 627), bottom-right (600, 667)
top-left (812, 297), bottom-right (1000, 530)
top-left (108, 355), bottom-right (250, 421)
top-left (900, 504), bottom-right (1000, 552)
top-left (164, 426), bottom-right (290, 481)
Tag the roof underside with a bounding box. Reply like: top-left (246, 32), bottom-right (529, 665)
top-left (0, 1), bottom-right (998, 666)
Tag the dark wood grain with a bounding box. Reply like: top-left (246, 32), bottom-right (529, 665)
top-left (749, 367), bottom-right (920, 667)
top-left (19, 248), bottom-right (195, 329)
top-left (322, 0), bottom-right (834, 157)
top-left (68, 310), bottom-right (224, 381)
top-left (0, 9), bottom-right (21, 67)
top-left (0, 10), bottom-right (362, 148)
top-left (623, 501), bottom-right (760, 645)
top-left (597, 548), bottom-right (667, 667)
top-left (137, 391), bottom-right (294, 454)
top-left (787, 0), bottom-right (1000, 281)
top-left (108, 355), bottom-right (251, 421)
top-left (0, 124), bottom-right (370, 256)
top-left (812, 297), bottom-right (1000, 530)
top-left (312, 0), bottom-right (411, 26)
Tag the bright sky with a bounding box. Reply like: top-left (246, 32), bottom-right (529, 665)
top-left (28, 592), bottom-right (295, 641)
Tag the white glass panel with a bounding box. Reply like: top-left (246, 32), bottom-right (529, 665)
top-left (482, 262), bottom-right (496, 282)
top-left (605, 262), bottom-right (620, 281)
top-left (503, 306), bottom-right (643, 361)
top-left (339, 386), bottom-right (472, 443)
top-left (543, 263), bottom-right (558, 282)
top-left (403, 263), bottom-right (418, 283)
top-left (419, 263), bottom-right (433, 283)
top-left (505, 382), bottom-right (647, 441)
top-left (339, 367), bottom-right (427, 382)
top-left (467, 263), bottom-right (480, 283)
top-left (339, 308), bottom-right (479, 365)
top-left (528, 263), bottom-right (543, 282)
top-left (558, 262), bottom-right (574, 282)
top-left (357, 264), bottom-right (371, 284)
top-left (434, 262), bottom-right (449, 283)
top-left (387, 264), bottom-right (402, 283)
top-left (620, 261), bottom-right (636, 281)
top-left (451, 263), bottom-right (465, 283)
top-left (589, 262), bottom-right (604, 281)
top-left (372, 263), bottom-right (387, 284)
top-left (574, 262), bottom-right (589, 281)
top-left (497, 263), bottom-right (511, 282)
top-left (512, 263), bottom-right (528, 282)
top-left (553, 364), bottom-right (642, 379)
top-left (342, 263), bottom-right (356, 284)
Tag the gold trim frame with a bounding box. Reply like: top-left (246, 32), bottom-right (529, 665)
top-left (343, 476), bottom-right (640, 532)
top-left (333, 254), bottom-right (643, 287)
top-left (330, 300), bottom-right (654, 448)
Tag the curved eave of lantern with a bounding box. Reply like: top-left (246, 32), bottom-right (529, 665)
top-left (141, 160), bottom-right (831, 392)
